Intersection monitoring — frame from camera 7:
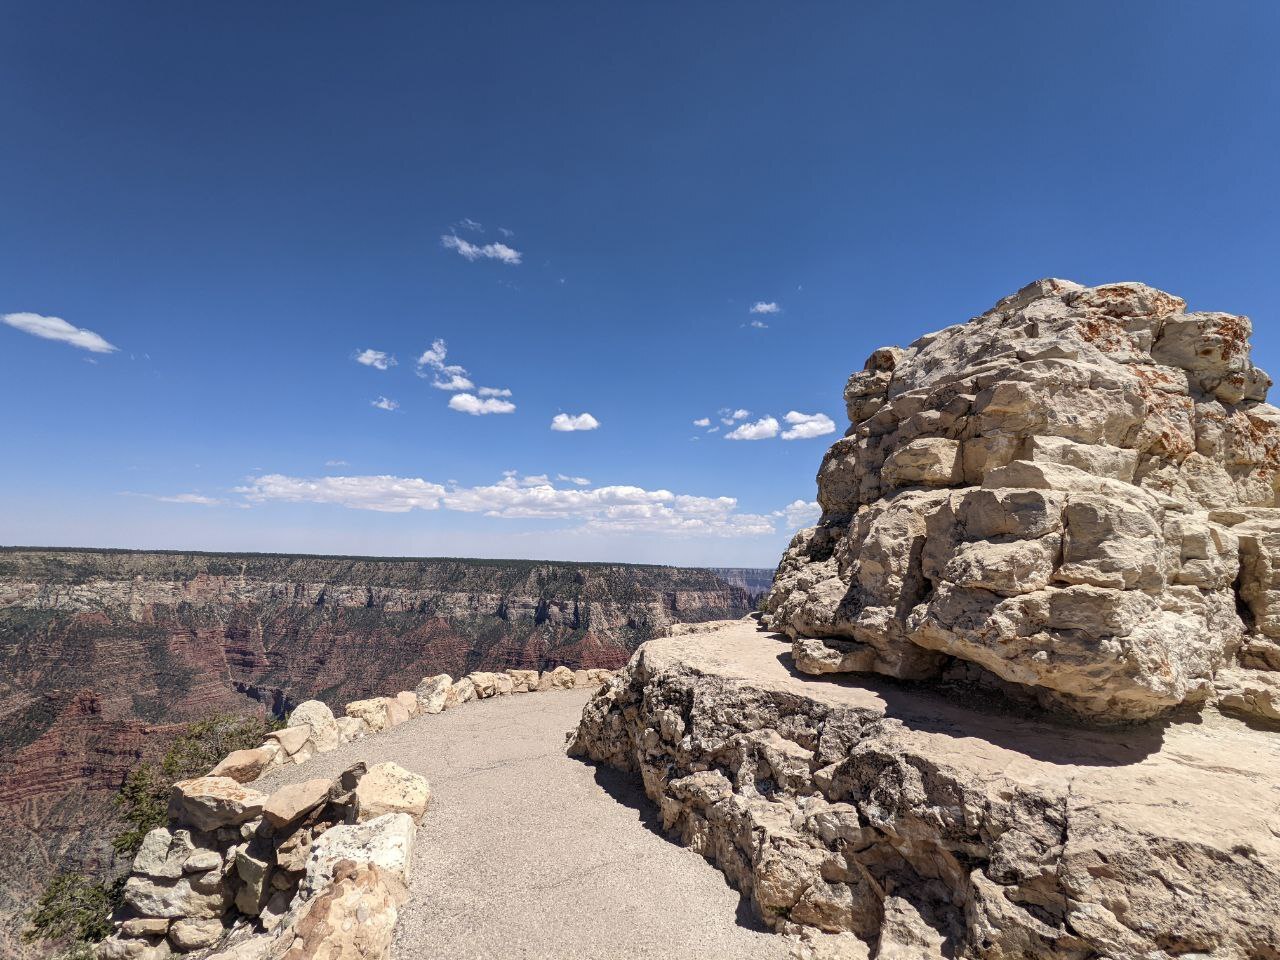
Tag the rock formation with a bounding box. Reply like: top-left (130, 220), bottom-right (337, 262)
top-left (763, 279), bottom-right (1280, 723)
top-left (571, 281), bottom-right (1280, 958)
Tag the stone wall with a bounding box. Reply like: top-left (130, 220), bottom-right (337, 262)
top-left (96, 666), bottom-right (615, 959)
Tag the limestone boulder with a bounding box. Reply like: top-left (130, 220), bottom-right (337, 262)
top-left (354, 762), bottom-right (431, 822)
top-left (507, 669), bottom-right (539, 692)
top-left (170, 777), bottom-right (266, 832)
top-left (168, 916), bottom-right (224, 951)
top-left (301, 813), bottom-right (416, 899)
top-left (468, 671), bottom-right (499, 698)
top-left (763, 279), bottom-right (1280, 723)
top-left (344, 698), bottom-right (392, 732)
top-left (279, 861), bottom-right (403, 960)
top-left (209, 747), bottom-right (278, 784)
top-left (287, 701), bottom-right (340, 753)
top-left (122, 872), bottom-right (228, 920)
top-left (539, 666), bottom-right (575, 690)
top-left (262, 778), bottom-right (331, 829)
top-left (133, 828), bottom-right (196, 880)
top-left (414, 674), bottom-right (452, 714)
top-left (262, 726), bottom-right (313, 765)
top-left (394, 691), bottom-right (419, 717)
top-left (335, 716), bottom-right (368, 743)
top-left (493, 672), bottom-right (514, 695)
top-left (446, 676), bottom-right (476, 707)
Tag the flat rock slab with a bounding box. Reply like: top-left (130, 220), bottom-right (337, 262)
top-left (256, 690), bottom-right (790, 960)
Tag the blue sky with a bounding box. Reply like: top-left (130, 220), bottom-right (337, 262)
top-left (2, 2), bottom-right (1278, 567)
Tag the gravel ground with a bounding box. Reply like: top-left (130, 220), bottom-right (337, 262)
top-left (258, 690), bottom-right (792, 960)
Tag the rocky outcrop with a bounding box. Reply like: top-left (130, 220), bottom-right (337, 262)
top-left (762, 279), bottom-right (1280, 724)
top-left (572, 281), bottom-right (1280, 958)
top-left (0, 550), bottom-right (760, 952)
top-left (570, 620), bottom-right (1280, 959)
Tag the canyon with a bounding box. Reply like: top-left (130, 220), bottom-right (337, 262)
top-left (0, 548), bottom-right (766, 957)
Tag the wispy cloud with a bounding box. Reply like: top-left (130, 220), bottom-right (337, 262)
top-left (325, 460), bottom-right (349, 467)
top-left (441, 234), bottom-right (522, 265)
top-left (416, 338), bottom-right (476, 390)
top-left (355, 348), bottom-right (396, 370)
top-left (449, 393), bottom-right (516, 415)
top-left (456, 217), bottom-right (484, 232)
top-left (550, 412), bottom-right (600, 432)
top-left (372, 396), bottom-right (399, 411)
top-left (781, 411), bottom-right (836, 440)
top-left (156, 493), bottom-right (224, 506)
top-left (748, 320), bottom-right (768, 329)
top-left (557, 474), bottom-right (590, 486)
top-left (3, 312), bottom-right (118, 354)
top-left (477, 386), bottom-right (512, 397)
top-left (725, 416), bottom-right (780, 440)
top-left (749, 302), bottom-right (780, 315)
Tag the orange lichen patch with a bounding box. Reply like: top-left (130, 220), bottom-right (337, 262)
top-left (1210, 314), bottom-right (1251, 363)
top-left (1224, 410), bottom-right (1280, 466)
top-left (1075, 316), bottom-right (1137, 356)
top-left (1133, 364), bottom-right (1183, 392)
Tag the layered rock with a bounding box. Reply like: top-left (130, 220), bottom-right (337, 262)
top-left (0, 550), bottom-right (756, 950)
top-left (762, 279), bottom-right (1280, 723)
top-left (570, 621), bottom-right (1280, 959)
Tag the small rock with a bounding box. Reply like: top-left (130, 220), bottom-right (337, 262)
top-left (120, 917), bottom-right (170, 937)
top-left (168, 916), bottom-right (224, 951)
top-left (262, 726), bottom-right (311, 757)
top-left (181, 850), bottom-right (221, 874)
top-left (344, 697), bottom-right (391, 732)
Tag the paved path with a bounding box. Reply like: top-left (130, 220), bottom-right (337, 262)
top-left (258, 690), bottom-right (791, 960)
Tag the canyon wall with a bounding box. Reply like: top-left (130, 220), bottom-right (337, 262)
top-left (0, 548), bottom-right (763, 957)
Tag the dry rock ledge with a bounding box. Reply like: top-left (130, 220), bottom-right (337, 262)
top-left (570, 280), bottom-right (1280, 959)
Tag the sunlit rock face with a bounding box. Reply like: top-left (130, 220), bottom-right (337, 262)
top-left (763, 279), bottom-right (1280, 722)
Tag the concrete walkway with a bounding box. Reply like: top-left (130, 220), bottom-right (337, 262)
top-left (257, 690), bottom-right (792, 960)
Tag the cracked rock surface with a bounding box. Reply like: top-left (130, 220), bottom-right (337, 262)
top-left (569, 620), bottom-right (1280, 959)
top-left (763, 279), bottom-right (1280, 723)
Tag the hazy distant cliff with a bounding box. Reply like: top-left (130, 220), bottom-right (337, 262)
top-left (0, 547), bottom-right (767, 956)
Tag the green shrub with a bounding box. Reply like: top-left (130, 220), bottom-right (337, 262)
top-left (22, 873), bottom-right (123, 957)
top-left (112, 712), bottom-right (278, 855)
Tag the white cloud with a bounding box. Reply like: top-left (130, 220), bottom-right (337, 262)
top-left (355, 348), bottom-right (396, 370)
top-left (441, 234), bottom-right (522, 264)
top-left (749, 319), bottom-right (768, 329)
top-left (692, 417), bottom-right (711, 427)
top-left (325, 460), bottom-right (349, 467)
top-left (372, 396), bottom-right (399, 411)
top-left (156, 493), bottom-right (223, 506)
top-left (781, 411), bottom-right (836, 440)
top-left (449, 393), bottom-right (516, 415)
top-left (707, 426), bottom-right (719, 433)
top-left (3, 312), bottom-right (118, 353)
top-left (234, 471), bottom-right (807, 539)
top-left (550, 412), bottom-right (600, 432)
top-left (417, 339), bottom-right (449, 369)
top-left (238, 474), bottom-right (447, 513)
top-left (725, 416), bottom-right (780, 440)
top-left (750, 302), bottom-right (780, 315)
top-left (432, 372), bottom-right (475, 391)
top-left (477, 386), bottom-right (512, 397)
top-left (778, 499), bottom-right (821, 529)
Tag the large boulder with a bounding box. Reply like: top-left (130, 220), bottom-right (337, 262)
top-left (301, 813), bottom-right (416, 899)
top-left (763, 279), bottom-right (1280, 723)
top-left (209, 746), bottom-right (278, 783)
top-left (279, 861), bottom-right (404, 960)
top-left (344, 698), bottom-right (392, 732)
top-left (262, 778), bottom-right (331, 829)
top-left (287, 700), bottom-right (340, 753)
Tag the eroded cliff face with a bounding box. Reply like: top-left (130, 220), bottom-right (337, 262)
top-left (0, 549), bottom-right (762, 957)
top-left (762, 279), bottom-right (1280, 724)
